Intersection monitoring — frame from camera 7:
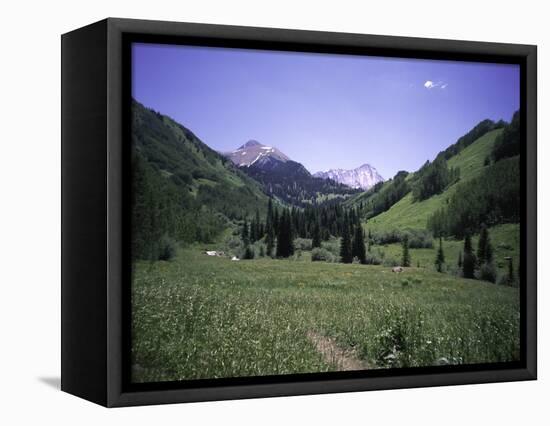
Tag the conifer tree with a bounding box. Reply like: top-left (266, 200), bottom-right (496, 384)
top-left (477, 225), bottom-right (493, 265)
top-left (458, 251), bottom-right (463, 268)
top-left (243, 245), bottom-right (254, 260)
top-left (264, 198), bottom-right (274, 256)
top-left (276, 209), bottom-right (294, 258)
top-left (249, 216), bottom-right (257, 242)
top-left (254, 208), bottom-right (262, 241)
top-left (352, 224), bottom-right (367, 264)
top-left (401, 234), bottom-right (411, 267)
top-left (273, 208), bottom-right (279, 235)
top-left (507, 258), bottom-right (515, 285)
top-left (339, 219), bottom-right (353, 263)
top-left (241, 218), bottom-right (249, 245)
top-left (462, 233), bottom-right (476, 278)
top-left (265, 225), bottom-right (275, 257)
top-left (312, 221), bottom-right (321, 249)
top-left (266, 197), bottom-right (273, 223)
top-left (435, 236), bottom-right (445, 272)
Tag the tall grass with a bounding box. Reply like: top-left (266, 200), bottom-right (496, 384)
top-left (132, 247), bottom-right (520, 382)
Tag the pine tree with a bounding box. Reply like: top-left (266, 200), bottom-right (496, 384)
top-left (352, 224), bottom-right (367, 264)
top-left (265, 225), bottom-right (275, 257)
top-left (276, 210), bottom-right (287, 258)
top-left (243, 245), bottom-right (254, 260)
top-left (241, 219), bottom-right (249, 245)
top-left (477, 225), bottom-right (493, 265)
top-left (287, 212), bottom-right (295, 257)
top-left (273, 208), bottom-right (279, 235)
top-left (507, 258), bottom-right (515, 285)
top-left (254, 208), bottom-right (261, 241)
top-left (276, 209), bottom-right (294, 258)
top-left (265, 198), bottom-right (274, 256)
top-left (339, 219), bottom-right (353, 263)
top-left (249, 216), bottom-right (257, 242)
top-left (435, 236), bottom-right (445, 273)
top-left (312, 221), bottom-right (321, 248)
top-left (462, 233), bottom-right (476, 278)
top-left (458, 251), bottom-right (463, 268)
top-left (401, 234), bottom-right (411, 267)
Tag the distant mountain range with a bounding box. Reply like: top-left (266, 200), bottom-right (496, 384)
top-left (224, 140), bottom-right (361, 206)
top-left (225, 140), bottom-right (383, 191)
top-left (314, 164), bottom-right (384, 190)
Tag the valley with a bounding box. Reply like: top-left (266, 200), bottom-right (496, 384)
top-left (130, 99), bottom-right (522, 381)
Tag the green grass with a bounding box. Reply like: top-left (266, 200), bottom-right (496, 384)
top-left (447, 129), bottom-right (502, 179)
top-left (373, 223), bottom-right (520, 278)
top-left (132, 246), bottom-right (520, 382)
top-left (366, 129), bottom-right (502, 233)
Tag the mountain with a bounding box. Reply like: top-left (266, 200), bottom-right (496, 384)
top-left (314, 164), bottom-right (384, 190)
top-left (131, 100), bottom-right (269, 222)
top-left (224, 140), bottom-right (360, 206)
top-left (225, 140), bottom-right (290, 167)
top-left (347, 116), bottom-right (518, 237)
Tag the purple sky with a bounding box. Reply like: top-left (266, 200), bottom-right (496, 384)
top-left (132, 43), bottom-right (519, 179)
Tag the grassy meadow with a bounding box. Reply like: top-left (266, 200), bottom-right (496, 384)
top-left (130, 100), bottom-right (522, 384)
top-left (371, 223), bottom-right (520, 276)
top-left (132, 246), bottom-right (520, 383)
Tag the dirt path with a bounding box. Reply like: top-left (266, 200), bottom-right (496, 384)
top-left (306, 330), bottom-right (370, 371)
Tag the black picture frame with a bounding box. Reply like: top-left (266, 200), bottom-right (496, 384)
top-left (61, 17), bottom-right (537, 407)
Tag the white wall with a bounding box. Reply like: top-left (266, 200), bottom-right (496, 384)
top-left (1, 0), bottom-right (546, 424)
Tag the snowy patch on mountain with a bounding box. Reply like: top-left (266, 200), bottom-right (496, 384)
top-left (314, 164), bottom-right (384, 190)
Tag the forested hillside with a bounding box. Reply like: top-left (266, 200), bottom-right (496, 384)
top-left (131, 100), bottom-right (270, 259)
top-left (243, 158), bottom-right (360, 206)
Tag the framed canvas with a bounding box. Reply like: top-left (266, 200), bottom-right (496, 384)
top-left (61, 18), bottom-right (537, 407)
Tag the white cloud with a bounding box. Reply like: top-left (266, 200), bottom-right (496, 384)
top-left (424, 80), bottom-right (448, 90)
top-left (424, 80), bottom-right (435, 89)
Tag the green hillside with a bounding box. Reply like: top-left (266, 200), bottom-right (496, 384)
top-left (131, 100), bottom-right (272, 260)
top-left (341, 116), bottom-right (520, 286)
top-left (367, 128), bottom-right (502, 232)
top-left (132, 100), bottom-right (269, 219)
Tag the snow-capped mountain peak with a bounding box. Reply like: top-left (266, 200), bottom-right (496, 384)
top-left (226, 140), bottom-right (290, 167)
top-left (314, 164), bottom-right (384, 190)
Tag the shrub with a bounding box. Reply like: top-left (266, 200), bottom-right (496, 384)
top-left (479, 262), bottom-right (497, 283)
top-left (311, 247), bottom-right (336, 262)
top-left (251, 240), bottom-right (267, 258)
top-left (383, 257), bottom-right (399, 267)
top-left (321, 237), bottom-right (340, 257)
top-left (364, 252), bottom-right (382, 265)
top-left (242, 246), bottom-right (255, 260)
top-left (157, 235), bottom-right (178, 261)
top-left (294, 238), bottom-right (312, 251)
top-left (371, 229), bottom-right (433, 249)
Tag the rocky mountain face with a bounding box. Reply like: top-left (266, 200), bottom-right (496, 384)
top-left (223, 140), bottom-right (361, 206)
top-left (314, 164), bottom-right (384, 190)
top-left (225, 140), bottom-right (290, 167)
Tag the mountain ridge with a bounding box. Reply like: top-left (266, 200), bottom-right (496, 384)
top-left (223, 139), bottom-right (361, 206)
top-left (226, 140), bottom-right (290, 167)
top-left (314, 164), bottom-right (384, 190)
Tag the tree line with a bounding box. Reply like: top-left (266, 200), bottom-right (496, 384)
top-left (412, 157), bottom-right (460, 201)
top-left (359, 171), bottom-right (411, 219)
top-left (432, 225), bottom-right (515, 285)
top-left (427, 157), bottom-right (520, 238)
top-left (239, 197), bottom-right (368, 261)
